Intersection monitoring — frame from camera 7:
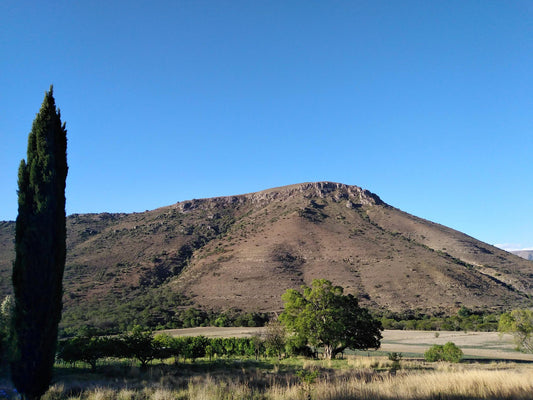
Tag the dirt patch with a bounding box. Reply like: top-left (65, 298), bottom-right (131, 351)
top-left (160, 326), bottom-right (266, 338)
top-left (380, 330), bottom-right (533, 361)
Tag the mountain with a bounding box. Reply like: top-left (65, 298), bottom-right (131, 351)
top-left (0, 182), bottom-right (531, 332)
top-left (512, 250), bottom-right (533, 261)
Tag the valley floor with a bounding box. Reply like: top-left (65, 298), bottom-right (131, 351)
top-left (1, 329), bottom-right (532, 399)
top-left (160, 328), bottom-right (533, 361)
top-left (2, 356), bottom-right (533, 400)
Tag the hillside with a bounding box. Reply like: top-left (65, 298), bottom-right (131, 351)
top-left (512, 250), bottom-right (533, 261)
top-left (0, 182), bottom-right (531, 332)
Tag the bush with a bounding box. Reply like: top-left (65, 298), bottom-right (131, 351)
top-left (424, 342), bottom-right (463, 363)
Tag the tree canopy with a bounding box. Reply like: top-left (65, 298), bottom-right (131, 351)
top-left (279, 279), bottom-right (382, 359)
top-left (498, 309), bottom-right (533, 353)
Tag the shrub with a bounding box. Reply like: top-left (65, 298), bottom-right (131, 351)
top-left (424, 342), bottom-right (463, 363)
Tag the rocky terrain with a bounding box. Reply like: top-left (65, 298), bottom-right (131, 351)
top-left (0, 182), bottom-right (531, 331)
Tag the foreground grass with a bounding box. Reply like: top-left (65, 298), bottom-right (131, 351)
top-left (29, 356), bottom-right (533, 400)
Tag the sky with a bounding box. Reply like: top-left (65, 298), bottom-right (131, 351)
top-left (1, 1), bottom-right (531, 250)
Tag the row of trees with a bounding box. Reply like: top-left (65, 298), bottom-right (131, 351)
top-left (61, 304), bottom-right (270, 337)
top-left (380, 309), bottom-right (500, 332)
top-left (58, 325), bottom-right (309, 369)
top-left (56, 279), bottom-right (386, 369)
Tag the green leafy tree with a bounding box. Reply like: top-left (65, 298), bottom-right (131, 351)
top-left (57, 334), bottom-right (106, 370)
top-left (11, 86), bottom-right (68, 399)
top-left (122, 326), bottom-right (156, 369)
top-left (152, 333), bottom-right (175, 362)
top-left (183, 336), bottom-right (208, 361)
top-left (251, 335), bottom-right (265, 360)
top-left (499, 309), bottom-right (533, 353)
top-left (280, 279), bottom-right (382, 359)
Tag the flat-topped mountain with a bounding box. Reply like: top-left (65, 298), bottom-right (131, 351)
top-left (0, 182), bottom-right (531, 332)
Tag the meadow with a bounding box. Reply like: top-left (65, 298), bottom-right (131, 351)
top-left (1, 330), bottom-right (532, 399)
top-left (162, 328), bottom-right (533, 361)
top-left (30, 357), bottom-right (533, 400)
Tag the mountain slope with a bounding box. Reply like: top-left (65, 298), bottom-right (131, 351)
top-left (0, 182), bottom-right (531, 332)
top-left (513, 250), bottom-right (533, 261)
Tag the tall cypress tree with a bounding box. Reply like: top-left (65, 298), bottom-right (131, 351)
top-left (12, 86), bottom-right (68, 399)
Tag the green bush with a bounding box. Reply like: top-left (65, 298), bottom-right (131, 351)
top-left (424, 342), bottom-right (463, 363)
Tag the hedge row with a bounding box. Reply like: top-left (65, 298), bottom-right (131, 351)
top-left (57, 327), bottom-right (287, 369)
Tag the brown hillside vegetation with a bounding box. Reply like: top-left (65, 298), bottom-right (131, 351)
top-left (0, 182), bottom-right (532, 330)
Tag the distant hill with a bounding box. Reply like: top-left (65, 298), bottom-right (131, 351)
top-left (0, 182), bottom-right (531, 333)
top-left (512, 250), bottom-right (533, 261)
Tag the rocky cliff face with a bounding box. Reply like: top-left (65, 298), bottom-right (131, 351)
top-left (175, 182), bottom-right (383, 212)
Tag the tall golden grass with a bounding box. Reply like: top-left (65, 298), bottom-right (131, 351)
top-left (41, 359), bottom-right (533, 400)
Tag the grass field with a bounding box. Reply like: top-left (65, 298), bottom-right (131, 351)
top-left (1, 329), bottom-right (532, 399)
top-left (20, 357), bottom-right (533, 400)
top-left (161, 327), bottom-right (533, 361)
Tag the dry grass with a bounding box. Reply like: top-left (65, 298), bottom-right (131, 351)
top-left (39, 357), bottom-right (533, 400)
top-left (311, 368), bottom-right (533, 400)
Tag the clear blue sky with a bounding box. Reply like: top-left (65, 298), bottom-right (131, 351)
top-left (1, 1), bottom-right (531, 250)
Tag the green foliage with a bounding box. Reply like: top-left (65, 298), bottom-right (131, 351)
top-left (280, 279), bottom-right (382, 359)
top-left (263, 320), bottom-right (287, 359)
top-left (296, 368), bottom-right (319, 385)
top-left (61, 298), bottom-right (269, 337)
top-left (379, 309), bottom-right (500, 332)
top-left (498, 309), bottom-right (533, 353)
top-left (57, 333), bottom-right (271, 367)
top-left (121, 326), bottom-right (157, 368)
top-left (0, 295), bottom-right (15, 364)
top-left (57, 332), bottom-right (109, 370)
top-left (12, 86), bottom-right (68, 399)
top-left (285, 334), bottom-right (315, 358)
top-left (424, 342), bottom-right (463, 363)
top-left (388, 352), bottom-right (402, 370)
top-left (388, 352), bottom-right (402, 362)
top-left (298, 205), bottom-right (327, 222)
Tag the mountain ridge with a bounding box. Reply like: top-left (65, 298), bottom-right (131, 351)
top-left (0, 181), bottom-right (531, 332)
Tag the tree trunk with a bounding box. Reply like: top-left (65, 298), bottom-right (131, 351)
top-left (332, 346), bottom-right (347, 359)
top-left (323, 345), bottom-right (333, 359)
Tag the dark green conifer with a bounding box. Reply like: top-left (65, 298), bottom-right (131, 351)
top-left (11, 86), bottom-right (68, 399)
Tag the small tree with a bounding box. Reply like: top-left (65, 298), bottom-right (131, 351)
top-left (186, 336), bottom-right (209, 361)
top-left (424, 342), bottom-right (463, 363)
top-left (263, 320), bottom-right (286, 359)
top-left (122, 326), bottom-right (156, 369)
top-left (280, 279), bottom-right (382, 359)
top-left (498, 309), bottom-right (533, 353)
top-left (152, 333), bottom-right (175, 362)
top-left (57, 334), bottom-right (106, 370)
top-left (388, 352), bottom-right (402, 371)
